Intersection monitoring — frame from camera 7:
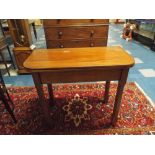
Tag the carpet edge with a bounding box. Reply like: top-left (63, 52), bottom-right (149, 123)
top-left (134, 82), bottom-right (155, 108)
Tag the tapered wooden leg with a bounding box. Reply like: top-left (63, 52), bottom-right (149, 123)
top-left (32, 73), bottom-right (51, 126)
top-left (6, 91), bottom-right (15, 109)
top-left (0, 51), bottom-right (10, 76)
top-left (32, 73), bottom-right (47, 105)
top-left (0, 71), bottom-right (14, 108)
top-left (103, 81), bottom-right (110, 104)
top-left (7, 45), bottom-right (16, 69)
top-left (111, 69), bottom-right (129, 126)
top-left (47, 83), bottom-right (55, 105)
top-left (0, 88), bottom-right (17, 123)
top-left (32, 22), bottom-right (37, 40)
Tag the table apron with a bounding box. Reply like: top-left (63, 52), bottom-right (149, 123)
top-left (38, 68), bottom-right (124, 83)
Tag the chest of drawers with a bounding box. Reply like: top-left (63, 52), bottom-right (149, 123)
top-left (43, 19), bottom-right (109, 48)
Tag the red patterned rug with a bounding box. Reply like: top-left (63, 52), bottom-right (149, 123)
top-left (0, 82), bottom-right (155, 135)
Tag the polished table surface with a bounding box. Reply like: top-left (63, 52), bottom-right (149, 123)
top-left (24, 46), bottom-right (135, 128)
top-left (24, 46), bottom-right (134, 70)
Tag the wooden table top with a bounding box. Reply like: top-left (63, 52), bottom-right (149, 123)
top-left (24, 46), bottom-right (135, 70)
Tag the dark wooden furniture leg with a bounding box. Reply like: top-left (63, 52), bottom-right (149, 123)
top-left (32, 73), bottom-right (51, 126)
top-left (6, 45), bottom-right (16, 69)
top-left (47, 83), bottom-right (55, 105)
top-left (6, 91), bottom-right (14, 108)
top-left (0, 51), bottom-right (10, 76)
top-left (111, 69), bottom-right (129, 126)
top-left (103, 80), bottom-right (110, 104)
top-left (32, 73), bottom-right (48, 105)
top-left (32, 22), bottom-right (37, 40)
top-left (0, 71), bottom-right (14, 108)
top-left (0, 88), bottom-right (17, 123)
top-left (1, 85), bottom-right (14, 109)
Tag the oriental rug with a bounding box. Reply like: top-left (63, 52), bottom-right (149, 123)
top-left (0, 82), bottom-right (155, 135)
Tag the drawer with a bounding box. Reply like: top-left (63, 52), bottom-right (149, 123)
top-left (43, 19), bottom-right (109, 26)
top-left (91, 26), bottom-right (109, 38)
top-left (44, 26), bottom-right (109, 40)
top-left (46, 38), bottom-right (107, 48)
top-left (46, 40), bottom-right (90, 48)
top-left (89, 39), bottom-right (108, 47)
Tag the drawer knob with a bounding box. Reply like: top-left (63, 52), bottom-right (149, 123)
top-left (58, 31), bottom-right (63, 36)
top-left (60, 45), bottom-right (64, 48)
top-left (90, 43), bottom-right (94, 47)
top-left (90, 19), bottom-right (94, 22)
top-left (58, 31), bottom-right (63, 39)
top-left (90, 31), bottom-right (94, 37)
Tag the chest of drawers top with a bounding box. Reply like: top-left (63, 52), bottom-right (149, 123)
top-left (43, 19), bottom-right (109, 27)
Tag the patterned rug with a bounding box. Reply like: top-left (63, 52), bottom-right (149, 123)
top-left (0, 82), bottom-right (155, 135)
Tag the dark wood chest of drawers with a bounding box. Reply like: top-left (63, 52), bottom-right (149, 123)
top-left (43, 19), bottom-right (109, 48)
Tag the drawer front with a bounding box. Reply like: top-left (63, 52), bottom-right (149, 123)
top-left (92, 26), bottom-right (109, 38)
top-left (43, 19), bottom-right (109, 26)
top-left (44, 26), bottom-right (109, 40)
top-left (40, 69), bottom-right (121, 83)
top-left (89, 39), bottom-right (108, 47)
top-left (46, 38), bottom-right (107, 48)
top-left (44, 27), bottom-right (92, 40)
top-left (46, 40), bottom-right (90, 48)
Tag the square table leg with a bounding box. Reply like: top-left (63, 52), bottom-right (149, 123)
top-left (103, 81), bottom-right (110, 104)
top-left (6, 45), bottom-right (16, 69)
top-left (47, 83), bottom-right (55, 105)
top-left (0, 88), bottom-right (17, 123)
top-left (32, 73), bottom-right (51, 126)
top-left (0, 50), bottom-right (10, 76)
top-left (111, 69), bottom-right (129, 126)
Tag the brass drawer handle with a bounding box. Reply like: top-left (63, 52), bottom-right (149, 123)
top-left (90, 30), bottom-right (94, 37)
top-left (90, 43), bottom-right (94, 47)
top-left (59, 44), bottom-right (64, 48)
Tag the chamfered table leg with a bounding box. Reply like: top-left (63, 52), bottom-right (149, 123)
top-left (0, 88), bottom-right (17, 124)
top-left (111, 69), bottom-right (129, 126)
top-left (103, 80), bottom-right (110, 104)
top-left (6, 45), bottom-right (16, 69)
top-left (32, 22), bottom-right (37, 40)
top-left (47, 83), bottom-right (55, 105)
top-left (32, 73), bottom-right (51, 126)
top-left (0, 51), bottom-right (10, 76)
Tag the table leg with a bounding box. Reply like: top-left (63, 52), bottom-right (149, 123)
top-left (32, 22), bottom-right (37, 40)
top-left (6, 91), bottom-right (14, 109)
top-left (6, 45), bottom-right (16, 69)
top-left (47, 83), bottom-right (55, 105)
top-left (0, 88), bottom-right (17, 123)
top-left (0, 71), bottom-right (14, 108)
top-left (0, 51), bottom-right (10, 76)
top-left (111, 69), bottom-right (129, 126)
top-left (103, 81), bottom-right (110, 104)
top-left (32, 73), bottom-right (51, 126)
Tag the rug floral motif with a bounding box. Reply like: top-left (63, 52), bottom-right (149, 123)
top-left (63, 93), bottom-right (92, 127)
top-left (0, 82), bottom-right (155, 135)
